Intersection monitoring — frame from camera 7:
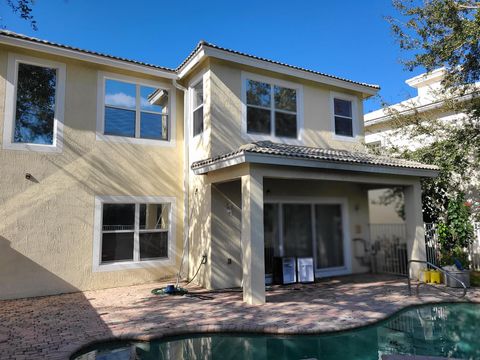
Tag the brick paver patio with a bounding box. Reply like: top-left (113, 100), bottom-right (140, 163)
top-left (0, 274), bottom-right (478, 359)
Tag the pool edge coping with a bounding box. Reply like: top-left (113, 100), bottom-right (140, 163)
top-left (68, 298), bottom-right (477, 359)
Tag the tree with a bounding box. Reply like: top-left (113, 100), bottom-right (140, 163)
top-left (3, 0), bottom-right (37, 30)
top-left (388, 0), bottom-right (480, 88)
top-left (437, 193), bottom-right (474, 267)
top-left (376, 0), bottom-right (480, 223)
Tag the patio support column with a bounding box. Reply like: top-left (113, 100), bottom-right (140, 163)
top-left (404, 180), bottom-right (426, 279)
top-left (241, 169), bottom-right (265, 305)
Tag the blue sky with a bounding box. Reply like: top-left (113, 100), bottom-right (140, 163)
top-left (0, 0), bottom-right (423, 113)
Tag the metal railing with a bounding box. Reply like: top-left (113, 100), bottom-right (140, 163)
top-left (407, 259), bottom-right (467, 298)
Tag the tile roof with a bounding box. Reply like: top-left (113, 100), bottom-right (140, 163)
top-left (0, 30), bottom-right (176, 72)
top-left (0, 30), bottom-right (379, 90)
top-left (179, 40), bottom-right (380, 90)
top-left (191, 141), bottom-right (439, 172)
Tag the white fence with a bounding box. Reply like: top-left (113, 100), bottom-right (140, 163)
top-left (370, 222), bottom-right (480, 275)
top-left (369, 224), bottom-right (408, 276)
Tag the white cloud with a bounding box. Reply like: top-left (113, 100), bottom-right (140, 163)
top-left (141, 97), bottom-right (155, 109)
top-left (105, 92), bottom-right (136, 108)
top-left (105, 92), bottom-right (163, 111)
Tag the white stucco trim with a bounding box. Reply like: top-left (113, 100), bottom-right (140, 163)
top-left (264, 196), bottom-right (352, 278)
top-left (2, 53), bottom-right (66, 153)
top-left (92, 195), bottom-right (176, 272)
top-left (240, 71), bottom-right (304, 144)
top-left (96, 71), bottom-right (176, 147)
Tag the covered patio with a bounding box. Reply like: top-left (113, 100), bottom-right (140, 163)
top-left (191, 141), bottom-right (439, 304)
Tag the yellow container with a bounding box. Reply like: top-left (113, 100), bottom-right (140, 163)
top-left (430, 270), bottom-right (441, 284)
top-left (422, 269), bottom-right (431, 283)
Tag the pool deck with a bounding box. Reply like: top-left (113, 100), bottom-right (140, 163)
top-left (0, 274), bottom-right (478, 359)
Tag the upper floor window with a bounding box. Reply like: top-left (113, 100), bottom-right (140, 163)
top-left (244, 74), bottom-right (300, 139)
top-left (333, 98), bottom-right (354, 137)
top-left (192, 80), bottom-right (204, 137)
top-left (2, 53), bottom-right (65, 152)
top-left (97, 73), bottom-right (173, 145)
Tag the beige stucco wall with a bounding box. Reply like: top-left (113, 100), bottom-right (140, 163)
top-left (0, 45), bottom-right (184, 299)
top-left (211, 181), bottom-right (242, 289)
top-left (368, 189), bottom-right (405, 224)
top-left (208, 59), bottom-right (366, 158)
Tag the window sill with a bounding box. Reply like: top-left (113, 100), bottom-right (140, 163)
top-left (93, 258), bottom-right (174, 272)
top-left (331, 134), bottom-right (360, 143)
top-left (96, 133), bottom-right (175, 147)
top-left (242, 132), bottom-right (302, 144)
top-left (2, 141), bottom-right (62, 153)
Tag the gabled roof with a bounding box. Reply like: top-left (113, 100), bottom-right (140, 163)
top-left (177, 40), bottom-right (380, 92)
top-left (0, 30), bottom-right (379, 95)
top-left (191, 141), bottom-right (439, 177)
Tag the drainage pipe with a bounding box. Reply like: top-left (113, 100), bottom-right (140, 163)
top-left (173, 79), bottom-right (189, 288)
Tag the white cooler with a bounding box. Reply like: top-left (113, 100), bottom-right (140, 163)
top-left (281, 257), bottom-right (297, 284)
top-left (297, 257), bottom-right (314, 283)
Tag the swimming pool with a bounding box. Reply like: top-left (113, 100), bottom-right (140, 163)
top-left (72, 302), bottom-right (479, 360)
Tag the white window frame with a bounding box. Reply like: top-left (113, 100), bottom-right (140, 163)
top-left (330, 91), bottom-right (359, 141)
top-left (2, 53), bottom-right (66, 153)
top-left (96, 72), bottom-right (176, 146)
top-left (189, 74), bottom-right (205, 138)
top-left (92, 195), bottom-right (176, 272)
top-left (241, 71), bottom-right (304, 142)
top-left (264, 196), bottom-right (352, 278)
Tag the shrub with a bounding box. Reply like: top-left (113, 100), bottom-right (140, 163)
top-left (438, 193), bottom-right (474, 269)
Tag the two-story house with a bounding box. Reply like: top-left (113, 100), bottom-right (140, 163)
top-left (0, 31), bottom-right (437, 304)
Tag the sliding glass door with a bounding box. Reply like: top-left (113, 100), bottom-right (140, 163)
top-left (264, 201), bottom-right (347, 276)
top-left (283, 204), bottom-right (313, 258)
top-left (315, 204), bottom-right (344, 269)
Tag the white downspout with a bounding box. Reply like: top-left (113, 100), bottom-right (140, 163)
top-left (173, 79), bottom-right (189, 286)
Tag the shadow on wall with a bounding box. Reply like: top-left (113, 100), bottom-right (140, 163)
top-left (211, 181), bottom-right (242, 289)
top-left (0, 133), bottom-right (183, 297)
top-left (209, 68), bottom-right (354, 157)
top-left (188, 177), bottom-right (212, 287)
top-left (0, 236), bottom-right (79, 299)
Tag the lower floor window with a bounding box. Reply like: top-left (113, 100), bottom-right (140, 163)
top-left (100, 202), bottom-right (170, 264)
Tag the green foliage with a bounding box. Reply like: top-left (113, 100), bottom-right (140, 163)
top-left (388, 0), bottom-right (480, 87)
top-left (3, 0), bottom-right (37, 30)
top-left (375, 0), bottom-right (480, 223)
top-left (437, 193), bottom-right (474, 267)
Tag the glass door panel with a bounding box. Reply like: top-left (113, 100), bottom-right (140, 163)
top-left (315, 204), bottom-right (344, 269)
top-left (264, 203), bottom-right (279, 275)
top-left (283, 204), bottom-right (313, 258)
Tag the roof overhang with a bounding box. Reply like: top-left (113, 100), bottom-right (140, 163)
top-left (0, 32), bottom-right (177, 79)
top-left (0, 31), bottom-right (380, 97)
top-left (192, 152), bottom-right (440, 178)
top-left (178, 44), bottom-right (379, 98)
top-left (364, 91), bottom-right (478, 128)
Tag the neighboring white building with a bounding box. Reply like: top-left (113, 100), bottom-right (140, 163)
top-left (364, 69), bottom-right (479, 224)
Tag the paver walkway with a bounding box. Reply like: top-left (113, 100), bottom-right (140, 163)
top-left (0, 274), bottom-right (478, 359)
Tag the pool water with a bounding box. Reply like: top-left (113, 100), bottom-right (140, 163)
top-left (73, 303), bottom-right (480, 360)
